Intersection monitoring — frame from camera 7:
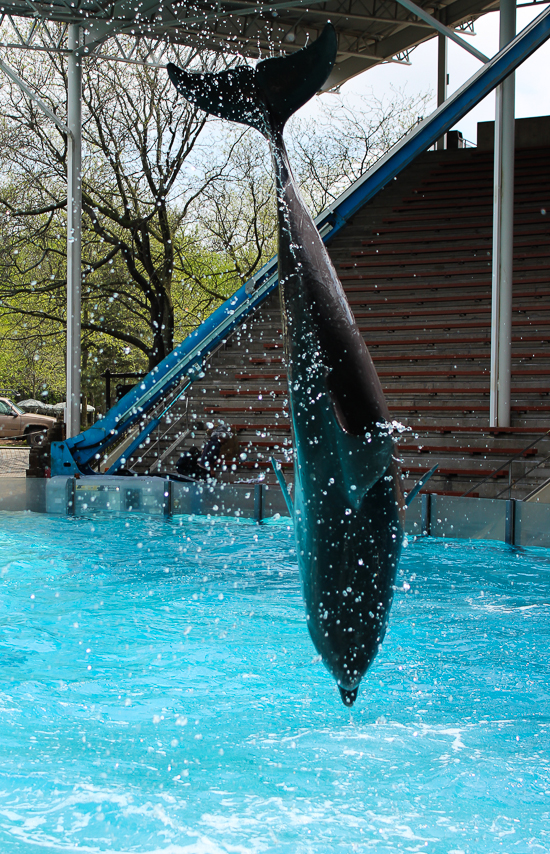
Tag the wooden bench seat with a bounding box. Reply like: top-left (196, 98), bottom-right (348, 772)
top-left (369, 352), bottom-right (546, 362)
top-left (214, 387), bottom-right (549, 397)
top-left (351, 236), bottom-right (546, 257)
top-left (402, 184), bottom-right (548, 202)
top-left (339, 251), bottom-right (550, 269)
top-left (421, 167), bottom-right (550, 182)
top-left (367, 333), bottom-right (547, 346)
top-left (381, 368), bottom-right (550, 377)
top-left (391, 403), bottom-right (550, 412)
top-left (401, 466), bottom-right (509, 477)
top-left (393, 192), bottom-right (549, 212)
top-left (237, 440), bottom-right (539, 458)
top-left (344, 279), bottom-right (548, 296)
top-left (355, 304), bottom-right (550, 320)
top-left (422, 170), bottom-right (550, 187)
top-left (383, 205), bottom-right (543, 225)
top-left (340, 263), bottom-right (549, 282)
top-left (231, 422), bottom-right (291, 432)
top-left (239, 459), bottom-right (292, 469)
top-left (358, 319), bottom-right (550, 334)
top-left (235, 372), bottom-right (288, 381)
top-left (414, 489), bottom-right (480, 497)
top-left (397, 444), bottom-right (538, 456)
top-left (345, 248), bottom-right (550, 265)
top-left (387, 387), bottom-right (549, 395)
top-left (219, 389), bottom-right (287, 397)
top-left (414, 425), bottom-right (550, 434)
top-left (361, 226), bottom-right (550, 246)
top-left (373, 216), bottom-right (548, 235)
top-left (205, 405), bottom-right (286, 414)
top-left (267, 314), bottom-right (550, 335)
top-left (235, 369), bottom-right (549, 379)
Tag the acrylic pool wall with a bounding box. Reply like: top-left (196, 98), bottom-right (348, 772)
top-left (1, 476), bottom-right (550, 549)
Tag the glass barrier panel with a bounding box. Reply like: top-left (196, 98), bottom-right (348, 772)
top-left (431, 496), bottom-right (506, 542)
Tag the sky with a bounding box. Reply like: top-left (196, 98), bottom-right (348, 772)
top-left (312, 2), bottom-right (550, 145)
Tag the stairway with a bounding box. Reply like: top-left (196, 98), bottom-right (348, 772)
top-left (129, 145), bottom-right (550, 499)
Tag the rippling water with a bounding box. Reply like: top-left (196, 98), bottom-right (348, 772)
top-left (0, 511), bottom-right (549, 853)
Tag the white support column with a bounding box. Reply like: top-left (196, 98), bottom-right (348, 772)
top-left (66, 24), bottom-right (82, 438)
top-left (436, 34), bottom-right (448, 150)
top-left (490, 0), bottom-right (516, 427)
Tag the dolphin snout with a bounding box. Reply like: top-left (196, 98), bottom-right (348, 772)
top-left (339, 686), bottom-right (358, 707)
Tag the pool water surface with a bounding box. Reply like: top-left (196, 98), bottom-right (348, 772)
top-left (0, 512), bottom-right (549, 853)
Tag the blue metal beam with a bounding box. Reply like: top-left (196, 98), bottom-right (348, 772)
top-left (51, 269), bottom-right (279, 474)
top-left (51, 5), bottom-right (550, 476)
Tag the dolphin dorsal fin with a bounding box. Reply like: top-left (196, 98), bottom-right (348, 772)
top-left (167, 24), bottom-right (337, 137)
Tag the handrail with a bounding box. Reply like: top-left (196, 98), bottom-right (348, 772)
top-left (493, 451), bottom-right (550, 499)
top-left (106, 376), bottom-right (194, 473)
top-left (523, 473), bottom-right (550, 502)
top-left (461, 429), bottom-right (550, 497)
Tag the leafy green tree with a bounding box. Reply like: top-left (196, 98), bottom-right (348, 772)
top-left (0, 37), bottom-right (247, 371)
top-left (0, 30), bottom-right (430, 394)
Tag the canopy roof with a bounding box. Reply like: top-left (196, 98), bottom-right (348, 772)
top-left (0, 0), bottom-right (499, 86)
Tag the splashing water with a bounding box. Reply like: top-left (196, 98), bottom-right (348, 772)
top-left (0, 512), bottom-right (549, 853)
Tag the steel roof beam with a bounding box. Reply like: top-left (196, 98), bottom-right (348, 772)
top-left (0, 55), bottom-right (72, 135)
top-left (394, 0), bottom-right (490, 61)
top-left (218, 0), bottom-right (439, 28)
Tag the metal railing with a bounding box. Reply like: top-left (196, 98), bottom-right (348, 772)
top-left (461, 429), bottom-right (550, 498)
top-left (523, 474), bottom-right (550, 502)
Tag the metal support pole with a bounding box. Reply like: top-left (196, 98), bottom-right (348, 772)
top-left (66, 24), bottom-right (82, 439)
top-left (505, 498), bottom-right (516, 545)
top-left (254, 483), bottom-right (263, 523)
top-left (490, 0), bottom-right (516, 427)
top-left (163, 479), bottom-right (173, 518)
top-left (436, 34), bottom-right (448, 150)
top-left (421, 493), bottom-right (432, 536)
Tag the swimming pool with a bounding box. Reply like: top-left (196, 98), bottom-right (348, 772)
top-left (0, 512), bottom-right (549, 853)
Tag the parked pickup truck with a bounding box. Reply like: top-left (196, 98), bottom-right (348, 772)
top-left (0, 397), bottom-right (56, 445)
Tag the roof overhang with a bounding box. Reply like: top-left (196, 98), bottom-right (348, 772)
top-left (0, 0), bottom-right (500, 86)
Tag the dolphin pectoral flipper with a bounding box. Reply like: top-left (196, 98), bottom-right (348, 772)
top-left (404, 463), bottom-right (439, 506)
top-left (167, 24), bottom-right (337, 137)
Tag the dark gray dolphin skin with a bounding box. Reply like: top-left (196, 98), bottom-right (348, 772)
top-left (167, 26), bottom-right (404, 707)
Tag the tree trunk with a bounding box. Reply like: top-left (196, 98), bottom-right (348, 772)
top-left (148, 292), bottom-right (175, 370)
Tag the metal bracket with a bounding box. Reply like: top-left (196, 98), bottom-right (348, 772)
top-left (51, 441), bottom-right (83, 476)
top-left (393, 0), bottom-right (490, 63)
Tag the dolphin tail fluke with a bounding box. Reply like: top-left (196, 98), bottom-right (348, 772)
top-left (167, 24), bottom-right (337, 136)
top-left (339, 686), bottom-right (358, 707)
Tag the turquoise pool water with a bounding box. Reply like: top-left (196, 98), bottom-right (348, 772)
top-left (0, 512), bottom-right (549, 853)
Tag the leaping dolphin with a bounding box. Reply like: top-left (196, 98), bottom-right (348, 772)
top-left (167, 25), bottom-right (404, 706)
